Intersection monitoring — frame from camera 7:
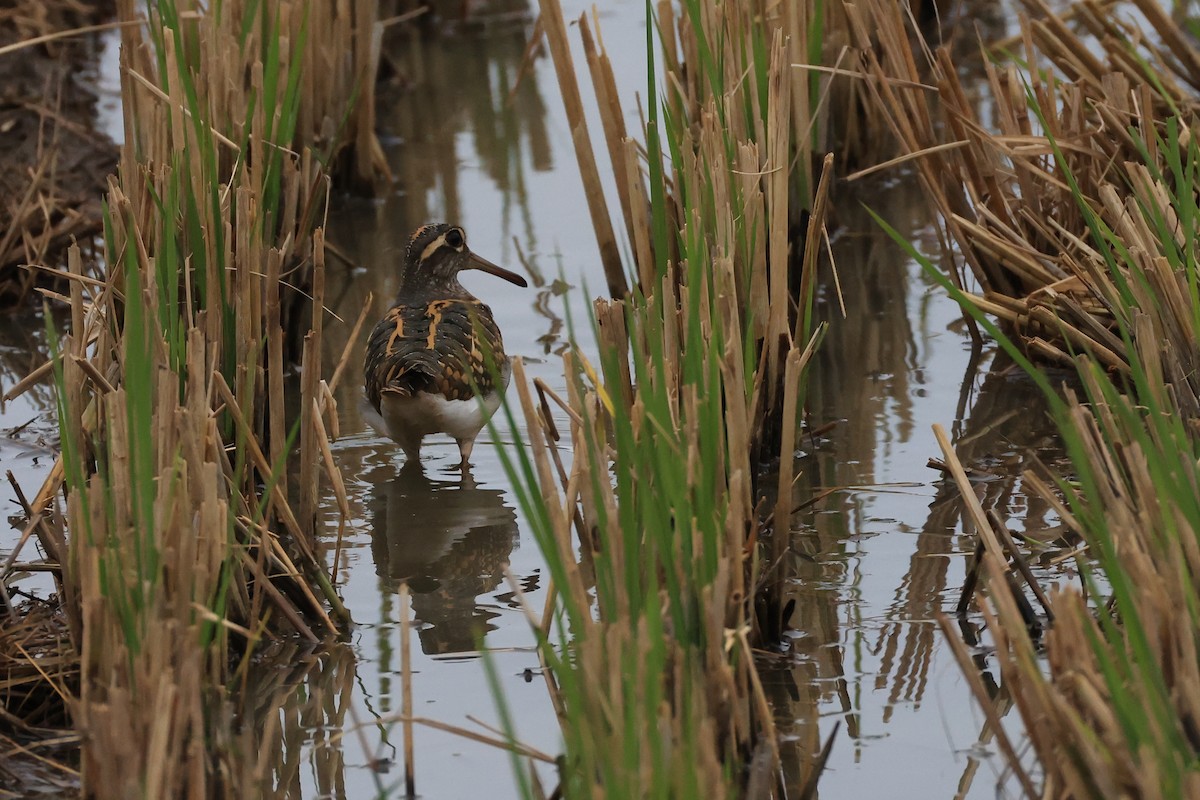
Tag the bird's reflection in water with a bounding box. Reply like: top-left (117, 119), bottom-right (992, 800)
top-left (369, 462), bottom-right (518, 656)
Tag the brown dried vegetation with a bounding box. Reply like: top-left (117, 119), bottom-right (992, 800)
top-left (849, 0), bottom-right (1199, 381)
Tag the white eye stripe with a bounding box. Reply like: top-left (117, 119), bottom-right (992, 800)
top-left (419, 234), bottom-right (447, 263)
top-left (418, 229), bottom-right (466, 264)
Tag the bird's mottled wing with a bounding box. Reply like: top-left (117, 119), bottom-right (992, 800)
top-left (364, 300), bottom-right (506, 411)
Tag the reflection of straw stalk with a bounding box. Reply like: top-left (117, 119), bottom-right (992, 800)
top-left (1, 0), bottom-right (381, 793)
top-left (494, 0), bottom-right (833, 795)
top-left (860, 1), bottom-right (1200, 795)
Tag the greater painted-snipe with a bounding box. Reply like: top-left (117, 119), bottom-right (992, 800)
top-left (364, 223), bottom-right (527, 467)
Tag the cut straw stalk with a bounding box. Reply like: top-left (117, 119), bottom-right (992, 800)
top-left (535, 0), bottom-right (626, 297)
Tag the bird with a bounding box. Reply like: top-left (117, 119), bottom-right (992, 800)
top-left (363, 223), bottom-right (527, 468)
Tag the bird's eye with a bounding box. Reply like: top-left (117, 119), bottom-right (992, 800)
top-left (445, 228), bottom-right (465, 248)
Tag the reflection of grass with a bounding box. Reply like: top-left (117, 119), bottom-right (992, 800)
top-left (862, 2), bottom-right (1200, 794)
top-left (0, 0), bottom-right (381, 793)
top-left (379, 14), bottom-right (548, 238)
top-left (490, 0), bottom-right (833, 795)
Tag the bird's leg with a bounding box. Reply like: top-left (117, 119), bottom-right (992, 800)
top-left (455, 436), bottom-right (476, 469)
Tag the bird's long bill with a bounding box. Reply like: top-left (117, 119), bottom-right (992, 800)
top-left (467, 252), bottom-right (528, 287)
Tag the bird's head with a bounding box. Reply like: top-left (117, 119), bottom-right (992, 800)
top-left (401, 223), bottom-right (528, 297)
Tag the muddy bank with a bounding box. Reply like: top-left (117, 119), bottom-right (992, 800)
top-left (0, 0), bottom-right (117, 301)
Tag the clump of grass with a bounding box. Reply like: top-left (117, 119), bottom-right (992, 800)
top-left (860, 1), bottom-right (1200, 794)
top-left (491, 0), bottom-right (834, 795)
top-left (1, 0), bottom-right (383, 793)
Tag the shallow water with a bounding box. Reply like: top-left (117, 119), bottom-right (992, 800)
top-left (0, 2), bottom-right (1079, 797)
